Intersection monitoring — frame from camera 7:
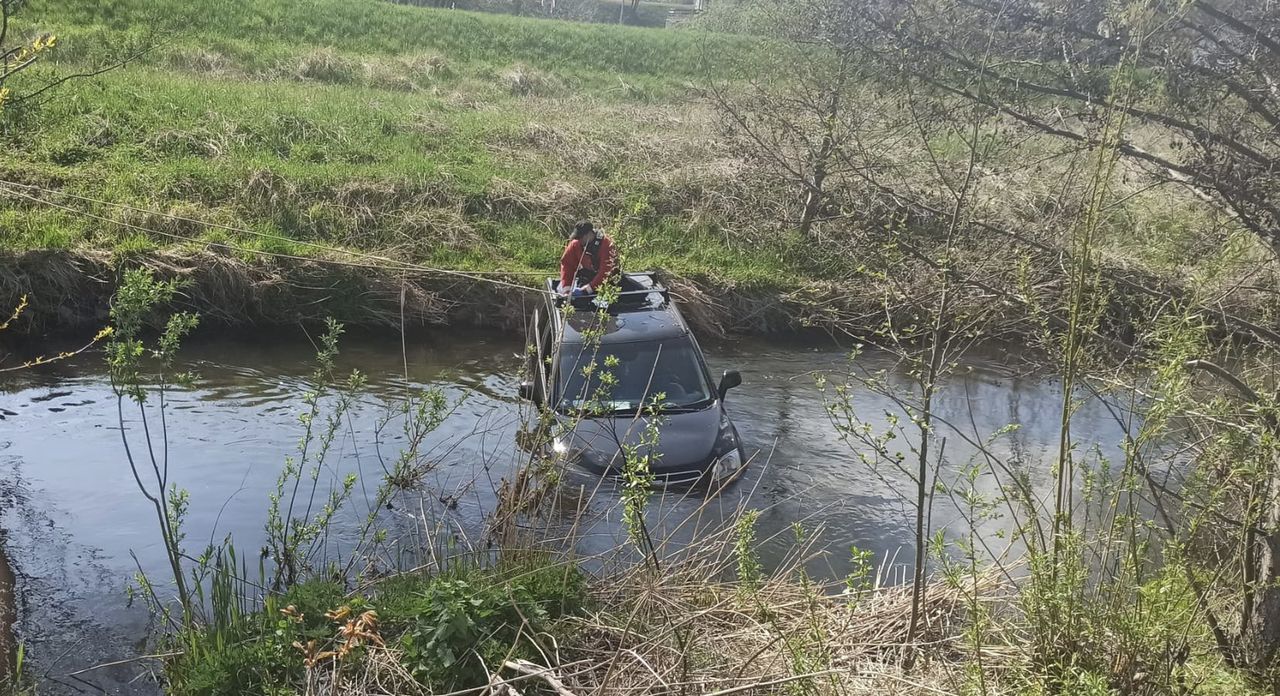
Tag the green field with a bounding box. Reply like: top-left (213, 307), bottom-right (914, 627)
top-left (2, 0), bottom-right (807, 301)
top-left (0, 0), bottom-right (1249, 334)
top-left (35, 0), bottom-right (752, 80)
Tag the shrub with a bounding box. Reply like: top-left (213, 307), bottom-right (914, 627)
top-left (167, 559), bottom-right (584, 694)
top-left (386, 558), bottom-right (585, 690)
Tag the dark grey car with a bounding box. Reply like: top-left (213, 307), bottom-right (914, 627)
top-left (519, 273), bottom-right (745, 486)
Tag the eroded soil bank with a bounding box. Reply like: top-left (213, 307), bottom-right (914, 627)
top-left (0, 249), bottom-right (885, 340)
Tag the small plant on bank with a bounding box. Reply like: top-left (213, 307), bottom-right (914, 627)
top-left (619, 392), bottom-right (663, 569)
top-left (843, 543), bottom-right (874, 603)
top-left (392, 564), bottom-right (581, 690)
top-left (168, 557), bottom-right (585, 695)
top-left (264, 318), bottom-right (366, 590)
top-left (0, 644), bottom-right (31, 696)
top-left (106, 268), bottom-right (200, 625)
top-left (734, 509), bottom-right (762, 594)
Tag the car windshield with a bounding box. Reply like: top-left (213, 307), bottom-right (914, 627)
top-left (557, 338), bottom-right (714, 414)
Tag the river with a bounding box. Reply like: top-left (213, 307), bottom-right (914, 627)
top-left (0, 329), bottom-right (1138, 692)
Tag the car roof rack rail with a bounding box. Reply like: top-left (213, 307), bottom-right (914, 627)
top-left (550, 272), bottom-right (669, 312)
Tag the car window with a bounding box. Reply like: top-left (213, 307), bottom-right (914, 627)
top-left (556, 338), bottom-right (713, 413)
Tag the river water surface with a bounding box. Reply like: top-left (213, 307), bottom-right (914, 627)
top-left (0, 330), bottom-right (1138, 692)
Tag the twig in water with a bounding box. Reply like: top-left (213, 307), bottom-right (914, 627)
top-left (66, 652), bottom-right (183, 677)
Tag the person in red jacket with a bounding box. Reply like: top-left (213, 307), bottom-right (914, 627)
top-left (559, 220), bottom-right (619, 296)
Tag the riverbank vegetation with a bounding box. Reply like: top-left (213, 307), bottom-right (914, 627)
top-left (8, 0), bottom-right (1280, 693)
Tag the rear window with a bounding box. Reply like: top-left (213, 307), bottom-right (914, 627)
top-left (557, 338), bottom-right (713, 413)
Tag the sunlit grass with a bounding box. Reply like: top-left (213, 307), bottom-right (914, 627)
top-left (26, 0), bottom-right (758, 83)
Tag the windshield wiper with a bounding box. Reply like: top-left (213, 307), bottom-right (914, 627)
top-left (556, 404), bottom-right (642, 417)
top-left (658, 400), bottom-right (713, 414)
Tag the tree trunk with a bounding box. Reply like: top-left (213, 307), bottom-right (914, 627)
top-left (799, 166), bottom-right (826, 237)
top-left (799, 51), bottom-right (849, 239)
top-left (1244, 490), bottom-right (1280, 670)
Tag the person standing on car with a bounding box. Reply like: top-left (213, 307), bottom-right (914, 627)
top-left (559, 219), bottom-right (618, 296)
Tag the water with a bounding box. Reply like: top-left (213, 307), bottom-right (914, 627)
top-left (0, 330), bottom-right (1139, 691)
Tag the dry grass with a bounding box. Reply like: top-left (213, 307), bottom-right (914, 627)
top-left (360, 54), bottom-right (451, 92)
top-left (0, 249), bottom-right (480, 332)
top-left (164, 44), bottom-right (451, 92)
top-left (550, 578), bottom-right (993, 695)
top-left (294, 47), bottom-right (361, 84)
top-left (475, 100), bottom-right (788, 240)
top-left (323, 464), bottom-right (1009, 696)
top-left (401, 53), bottom-right (452, 81)
top-left (502, 64), bottom-right (565, 97)
top-left (166, 47), bottom-right (240, 76)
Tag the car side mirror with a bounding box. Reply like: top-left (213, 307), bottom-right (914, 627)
top-left (718, 370), bottom-right (742, 400)
top-left (518, 381), bottom-right (539, 403)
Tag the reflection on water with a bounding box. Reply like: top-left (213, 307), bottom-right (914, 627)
top-left (0, 329), bottom-right (1141, 690)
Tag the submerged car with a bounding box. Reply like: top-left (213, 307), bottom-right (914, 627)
top-left (518, 273), bottom-right (746, 486)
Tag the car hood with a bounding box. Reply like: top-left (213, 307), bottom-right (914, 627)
top-left (561, 407), bottom-right (722, 474)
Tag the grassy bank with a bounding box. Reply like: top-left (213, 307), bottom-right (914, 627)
top-left (166, 559), bottom-right (1262, 696)
top-left (33, 0), bottom-right (754, 81)
top-left (0, 0), bottom-right (816, 333)
top-left (3, 0), bottom-right (1273, 341)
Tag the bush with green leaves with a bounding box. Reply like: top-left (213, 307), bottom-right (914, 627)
top-left (167, 580), bottom-right (347, 696)
top-left (384, 557), bottom-right (585, 690)
top-left (168, 555), bottom-right (585, 694)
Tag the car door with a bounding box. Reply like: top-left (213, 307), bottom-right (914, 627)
top-left (525, 307), bottom-right (555, 405)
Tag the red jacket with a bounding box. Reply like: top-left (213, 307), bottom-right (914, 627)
top-left (559, 235), bottom-right (616, 291)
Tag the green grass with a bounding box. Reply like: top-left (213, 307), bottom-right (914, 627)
top-left (2, 0), bottom-right (1249, 313)
top-left (167, 557), bottom-right (585, 696)
top-left (1, 65), bottom-right (774, 269)
top-left (0, 0), bottom-right (820, 291)
top-left (27, 0), bottom-right (759, 83)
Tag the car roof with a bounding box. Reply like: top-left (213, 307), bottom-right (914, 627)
top-left (546, 273), bottom-right (693, 345)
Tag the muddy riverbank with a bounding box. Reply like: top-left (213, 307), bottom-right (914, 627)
top-left (0, 249), bottom-right (886, 339)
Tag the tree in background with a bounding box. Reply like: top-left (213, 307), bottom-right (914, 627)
top-left (851, 0), bottom-right (1280, 258)
top-left (0, 0), bottom-right (151, 124)
top-left (704, 0), bottom-right (869, 238)
top-left (0, 0), bottom-right (57, 117)
top-left (708, 0), bottom-right (1280, 683)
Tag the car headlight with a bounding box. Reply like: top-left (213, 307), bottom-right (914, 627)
top-left (712, 446), bottom-right (743, 480)
top-left (552, 437), bottom-right (569, 454)
top-left (710, 416), bottom-right (744, 479)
